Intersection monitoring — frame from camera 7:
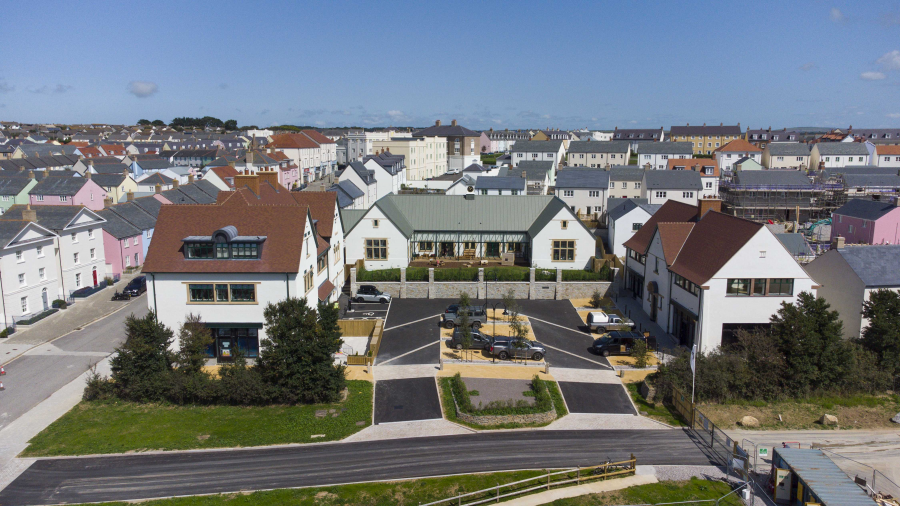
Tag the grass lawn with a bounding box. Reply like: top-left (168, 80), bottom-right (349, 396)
top-left (625, 383), bottom-right (686, 427)
top-left (545, 477), bottom-right (740, 505)
top-left (438, 376), bottom-right (567, 430)
top-left (699, 393), bottom-right (900, 430)
top-left (23, 380), bottom-right (373, 457)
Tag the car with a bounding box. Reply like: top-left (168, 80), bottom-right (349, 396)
top-left (592, 331), bottom-right (655, 357)
top-left (489, 338), bottom-right (546, 361)
top-left (354, 285), bottom-right (391, 303)
top-left (586, 311), bottom-right (635, 332)
top-left (441, 305), bottom-right (487, 329)
top-left (448, 327), bottom-right (492, 351)
top-left (123, 275), bottom-right (147, 297)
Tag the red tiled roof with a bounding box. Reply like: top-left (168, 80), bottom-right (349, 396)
top-left (142, 205), bottom-right (308, 273)
top-left (666, 158), bottom-right (720, 177)
top-left (623, 200), bottom-right (699, 254)
top-left (208, 166), bottom-right (238, 188)
top-left (668, 212), bottom-right (763, 285)
top-left (714, 138), bottom-right (762, 153)
top-left (79, 146), bottom-right (103, 157)
top-left (301, 130), bottom-right (336, 145)
top-left (656, 222), bottom-right (694, 265)
top-left (877, 145), bottom-right (900, 155)
top-left (269, 133), bottom-right (319, 150)
top-left (291, 192), bottom-right (338, 238)
top-left (318, 279), bottom-right (335, 301)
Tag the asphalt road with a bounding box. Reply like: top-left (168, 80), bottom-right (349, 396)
top-left (0, 296), bottom-right (148, 431)
top-left (373, 377), bottom-right (442, 424)
top-left (558, 382), bottom-right (637, 415)
top-left (0, 429), bottom-right (716, 505)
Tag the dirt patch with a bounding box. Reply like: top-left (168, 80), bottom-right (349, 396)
top-left (315, 491), bottom-right (338, 501)
top-left (620, 369), bottom-right (655, 384)
top-left (609, 355), bottom-right (659, 367)
top-left (700, 400), bottom-right (900, 430)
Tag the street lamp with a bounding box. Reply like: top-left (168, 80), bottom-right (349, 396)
top-left (489, 301), bottom-right (506, 364)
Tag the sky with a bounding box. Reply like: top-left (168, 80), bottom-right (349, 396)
top-left (1, 0), bottom-right (899, 130)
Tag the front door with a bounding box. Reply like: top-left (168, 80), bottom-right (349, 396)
top-left (92, 269), bottom-right (98, 287)
top-left (486, 242), bottom-right (500, 257)
top-left (440, 242), bottom-right (454, 257)
top-left (650, 295), bottom-right (658, 322)
top-left (41, 288), bottom-right (48, 310)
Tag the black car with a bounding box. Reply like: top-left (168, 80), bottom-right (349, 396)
top-left (123, 276), bottom-right (147, 297)
top-left (448, 327), bottom-right (492, 351)
top-left (592, 331), bottom-right (655, 357)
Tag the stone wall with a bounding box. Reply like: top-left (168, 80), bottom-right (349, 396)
top-left (350, 267), bottom-right (610, 301)
top-left (451, 392), bottom-right (557, 427)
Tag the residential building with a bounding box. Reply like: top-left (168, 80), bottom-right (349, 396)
top-left (669, 123), bottom-right (743, 155)
top-left (28, 175), bottom-right (107, 211)
top-left (170, 149), bottom-right (222, 168)
top-left (510, 140), bottom-right (565, 183)
top-left (762, 143), bottom-right (810, 169)
top-left (143, 204), bottom-right (322, 364)
top-left (607, 198), bottom-right (659, 258)
top-left (342, 194), bottom-right (594, 269)
top-left (830, 199), bottom-right (900, 245)
top-left (328, 180), bottom-right (366, 209)
top-left (474, 176), bottom-right (526, 196)
top-left (0, 174), bottom-right (39, 215)
top-left (531, 130), bottom-right (572, 148)
top-left (611, 127), bottom-right (665, 152)
top-left (96, 209), bottom-right (143, 276)
top-left (732, 158), bottom-right (765, 172)
top-left (745, 127), bottom-right (802, 149)
top-left (636, 142), bottom-right (692, 170)
top-left (0, 205), bottom-right (107, 297)
top-left (714, 139), bottom-right (763, 172)
top-left (485, 129), bottom-right (530, 152)
top-left (108, 198), bottom-right (157, 259)
top-left (875, 145), bottom-right (900, 168)
top-left (623, 199), bottom-right (816, 350)
top-left (372, 136), bottom-right (446, 180)
top-left (805, 243), bottom-right (900, 338)
top-left (91, 173), bottom-right (138, 204)
top-left (554, 168), bottom-right (610, 220)
top-left (338, 162), bottom-right (378, 208)
top-left (809, 142), bottom-right (871, 169)
top-left (567, 141), bottom-right (631, 168)
top-left (267, 133), bottom-right (322, 184)
top-left (505, 161), bottom-right (553, 195)
top-left (443, 174), bottom-right (477, 196)
top-left (299, 129), bottom-right (338, 179)
top-left (363, 151), bottom-right (406, 197)
top-left (609, 166), bottom-right (644, 199)
top-left (345, 130), bottom-right (390, 162)
top-left (136, 173), bottom-right (176, 193)
top-left (413, 120), bottom-right (481, 173)
top-left (642, 170), bottom-right (702, 206)
top-left (721, 170), bottom-right (818, 222)
top-left (666, 159), bottom-right (720, 198)
top-left (203, 165), bottom-right (238, 191)
top-left (843, 174), bottom-right (900, 200)
top-left (0, 219), bottom-right (60, 328)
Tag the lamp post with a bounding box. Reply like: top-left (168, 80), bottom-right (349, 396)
top-left (489, 301), bottom-right (506, 364)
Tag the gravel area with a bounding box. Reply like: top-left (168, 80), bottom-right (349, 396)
top-left (546, 413), bottom-right (669, 430)
top-left (343, 419), bottom-right (472, 442)
top-left (462, 377), bottom-right (534, 409)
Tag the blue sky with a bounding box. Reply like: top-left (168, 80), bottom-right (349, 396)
top-left (1, 0), bottom-right (899, 129)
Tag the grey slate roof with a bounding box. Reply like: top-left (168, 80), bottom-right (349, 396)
top-left (134, 158), bottom-right (175, 171)
top-left (29, 176), bottom-right (89, 195)
top-left (815, 142), bottom-right (869, 155)
top-left (463, 163), bottom-right (489, 172)
top-left (131, 196), bottom-right (163, 218)
top-left (733, 170), bottom-right (812, 187)
top-left (90, 162), bottom-right (130, 175)
top-left (567, 140), bottom-right (630, 154)
top-left (139, 173), bottom-right (174, 185)
top-left (160, 188), bottom-right (196, 204)
top-left (837, 245), bottom-right (900, 287)
top-left (670, 124), bottom-right (741, 136)
top-left (774, 233), bottom-right (812, 257)
top-left (474, 176), bottom-right (526, 191)
top-left (608, 198), bottom-right (657, 222)
top-left (610, 166), bottom-right (645, 181)
top-left (177, 183), bottom-right (217, 204)
top-left (97, 209), bottom-right (141, 240)
top-left (843, 174), bottom-right (900, 188)
top-left (555, 168), bottom-right (610, 189)
top-left (193, 179), bottom-right (221, 198)
top-left (108, 202), bottom-right (156, 230)
top-left (833, 199), bottom-right (900, 220)
top-left (0, 176), bottom-right (34, 196)
top-left (636, 142), bottom-right (693, 155)
top-left (347, 161), bottom-right (376, 185)
top-left (513, 161), bottom-right (554, 181)
top-left (413, 124), bottom-right (479, 137)
top-left (337, 179), bottom-right (364, 198)
top-left (328, 184), bottom-right (354, 208)
top-left (0, 205), bottom-right (101, 231)
top-left (644, 170), bottom-right (702, 190)
top-left (0, 220), bottom-right (34, 247)
top-left (767, 143), bottom-right (810, 156)
top-left (91, 173), bottom-right (128, 188)
top-left (509, 140), bottom-right (564, 153)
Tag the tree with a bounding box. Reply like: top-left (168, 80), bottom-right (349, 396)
top-left (590, 290), bottom-right (603, 309)
top-left (175, 313), bottom-right (213, 374)
top-left (224, 119), bottom-right (238, 131)
top-left (109, 311), bottom-right (174, 401)
top-left (504, 297), bottom-right (529, 362)
top-left (151, 119), bottom-right (165, 127)
top-left (770, 292), bottom-right (846, 396)
top-left (861, 289), bottom-right (900, 378)
top-left (457, 292), bottom-right (473, 361)
top-left (256, 297), bottom-right (345, 404)
top-left (137, 119), bottom-right (151, 126)
top-left (631, 339), bottom-right (649, 368)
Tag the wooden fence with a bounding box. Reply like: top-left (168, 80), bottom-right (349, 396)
top-left (339, 318), bottom-right (383, 366)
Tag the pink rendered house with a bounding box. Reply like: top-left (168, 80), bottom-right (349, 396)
top-left (96, 208), bottom-right (143, 276)
top-left (831, 199), bottom-right (900, 245)
top-left (28, 175), bottom-right (107, 211)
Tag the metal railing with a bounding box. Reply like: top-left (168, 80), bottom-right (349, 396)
top-left (419, 457), bottom-right (637, 506)
top-left (818, 448), bottom-right (900, 501)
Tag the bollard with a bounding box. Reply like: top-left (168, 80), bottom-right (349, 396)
top-left (496, 483), bottom-right (500, 503)
top-left (0, 366), bottom-right (5, 375)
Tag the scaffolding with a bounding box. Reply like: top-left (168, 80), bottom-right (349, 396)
top-left (720, 181), bottom-right (846, 223)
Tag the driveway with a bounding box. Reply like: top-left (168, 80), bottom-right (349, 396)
top-left (375, 299), bottom-right (448, 366)
top-left (342, 301), bottom-right (389, 321)
top-left (558, 382), bottom-right (637, 415)
top-left (517, 300), bottom-right (611, 370)
top-left (374, 377), bottom-right (442, 424)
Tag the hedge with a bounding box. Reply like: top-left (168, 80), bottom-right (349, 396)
top-left (16, 308), bottom-right (59, 326)
top-left (562, 269), bottom-right (609, 281)
top-left (406, 267), bottom-right (429, 281)
top-left (483, 267), bottom-right (530, 282)
top-left (434, 268), bottom-right (479, 282)
top-left (356, 268), bottom-right (401, 282)
top-left (535, 269), bottom-right (556, 282)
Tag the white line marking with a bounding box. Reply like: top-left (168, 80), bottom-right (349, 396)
top-left (523, 314), bottom-right (592, 337)
top-left (383, 314), bottom-right (441, 332)
top-left (539, 342), bottom-right (612, 369)
top-left (375, 340), bottom-right (441, 366)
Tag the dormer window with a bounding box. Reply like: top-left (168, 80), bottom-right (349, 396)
top-left (183, 226), bottom-right (265, 260)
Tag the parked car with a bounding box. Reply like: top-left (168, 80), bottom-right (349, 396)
top-left (123, 276), bottom-right (147, 297)
top-left (448, 327), bottom-right (492, 350)
top-left (441, 305), bottom-right (487, 329)
top-left (586, 311), bottom-right (634, 333)
top-left (490, 338), bottom-right (546, 361)
top-left (592, 331), bottom-right (655, 357)
top-left (354, 285), bottom-right (391, 303)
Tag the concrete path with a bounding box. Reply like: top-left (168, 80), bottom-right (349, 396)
top-left (503, 474), bottom-right (657, 506)
top-left (550, 367), bottom-right (621, 384)
top-left (343, 419), bottom-right (472, 442)
top-left (372, 363), bottom-right (440, 380)
top-left (546, 413), bottom-right (671, 431)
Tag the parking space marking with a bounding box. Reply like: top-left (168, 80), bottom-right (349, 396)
top-left (383, 314), bottom-right (441, 333)
top-left (539, 342), bottom-right (612, 369)
top-left (522, 314), bottom-right (592, 337)
top-left (375, 340), bottom-right (441, 366)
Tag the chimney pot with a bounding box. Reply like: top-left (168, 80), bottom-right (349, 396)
top-left (155, 183), bottom-right (161, 194)
top-left (451, 119), bottom-right (457, 127)
top-left (188, 174), bottom-right (194, 184)
top-left (172, 179), bottom-right (179, 188)
top-left (27, 170), bottom-right (35, 179)
top-left (85, 171), bottom-right (92, 179)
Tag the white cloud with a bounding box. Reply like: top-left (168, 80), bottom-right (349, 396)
top-left (799, 62), bottom-right (817, 71)
top-left (387, 110), bottom-right (404, 118)
top-left (888, 113), bottom-right (900, 118)
top-left (29, 84), bottom-right (73, 94)
top-left (830, 7), bottom-right (845, 22)
top-left (128, 81), bottom-right (158, 98)
top-left (861, 71), bottom-right (887, 80)
top-left (877, 50), bottom-right (900, 71)
top-left (0, 79), bottom-right (13, 93)
top-left (629, 120), bottom-right (638, 124)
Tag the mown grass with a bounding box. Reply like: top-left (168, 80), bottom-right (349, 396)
top-left (23, 381), bottom-right (373, 457)
top-left (626, 383), bottom-right (686, 427)
top-left (546, 477), bottom-right (740, 505)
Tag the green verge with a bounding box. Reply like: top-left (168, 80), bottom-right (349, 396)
top-left (625, 383), bottom-right (686, 427)
top-left (438, 376), bottom-right (566, 430)
top-left (23, 380), bottom-right (373, 457)
top-left (546, 477), bottom-right (741, 505)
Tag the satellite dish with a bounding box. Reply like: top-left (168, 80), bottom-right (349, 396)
top-left (467, 186), bottom-right (474, 192)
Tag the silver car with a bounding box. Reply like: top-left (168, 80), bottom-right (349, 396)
top-left (353, 285), bottom-right (391, 303)
top-left (490, 338), bottom-right (546, 361)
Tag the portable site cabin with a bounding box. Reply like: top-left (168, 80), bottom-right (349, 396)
top-left (771, 448), bottom-right (876, 505)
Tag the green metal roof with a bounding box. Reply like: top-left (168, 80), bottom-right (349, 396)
top-left (340, 209), bottom-right (367, 234)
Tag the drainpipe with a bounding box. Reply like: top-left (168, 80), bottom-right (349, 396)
top-left (0, 265), bottom-right (6, 329)
top-left (56, 236), bottom-right (66, 300)
top-left (285, 273), bottom-right (290, 299)
top-left (150, 273), bottom-right (158, 319)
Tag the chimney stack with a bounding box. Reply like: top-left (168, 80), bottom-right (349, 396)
top-left (435, 120), bottom-right (441, 126)
top-left (172, 178), bottom-right (179, 188)
top-left (697, 198), bottom-right (722, 219)
top-left (27, 170), bottom-right (35, 179)
top-left (155, 183), bottom-right (161, 194)
top-left (832, 236), bottom-right (845, 250)
top-left (22, 204), bottom-right (36, 223)
top-left (258, 170), bottom-right (279, 190)
top-left (234, 172), bottom-right (260, 195)
top-left (103, 197), bottom-right (114, 208)
top-left (521, 170), bottom-right (527, 178)
top-left (451, 119), bottom-right (457, 127)
top-left (188, 174), bottom-right (194, 184)
top-left (126, 191), bottom-right (134, 202)
top-left (85, 171), bottom-right (92, 179)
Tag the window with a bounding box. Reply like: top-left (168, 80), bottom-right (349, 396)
top-left (561, 220), bottom-right (568, 229)
top-left (654, 257), bottom-right (659, 273)
top-left (90, 248), bottom-right (96, 260)
top-left (230, 284), bottom-right (256, 302)
top-left (215, 284), bottom-right (229, 302)
top-left (632, 223), bottom-right (642, 231)
top-left (75, 272), bottom-right (82, 288)
top-left (835, 157), bottom-right (840, 162)
top-left (36, 195), bottom-right (44, 201)
top-left (185, 243), bottom-right (214, 258)
top-left (39, 267), bottom-right (45, 280)
top-left (18, 273), bottom-right (25, 287)
top-left (609, 181), bottom-right (615, 189)
top-left (705, 181), bottom-right (713, 189)
top-left (125, 255), bottom-right (130, 267)
top-left (88, 228), bottom-right (94, 239)
top-left (304, 270), bottom-right (314, 292)
top-left (73, 252), bottom-right (80, 264)
top-left (317, 255), bottom-right (327, 273)
top-left (480, 189), bottom-right (487, 195)
top-left (124, 237), bottom-right (129, 247)
top-left (372, 219), bottom-right (379, 228)
top-left (365, 239), bottom-right (387, 260)
top-left (655, 191), bottom-right (667, 198)
top-left (71, 233), bottom-right (78, 243)
top-left (619, 182), bottom-right (626, 189)
top-left (589, 190), bottom-right (599, 197)
top-left (768, 278), bottom-right (794, 296)
top-left (682, 192), bottom-right (694, 198)
top-left (551, 240), bottom-right (575, 261)
top-left (848, 225), bottom-right (855, 233)
top-left (231, 243), bottom-right (259, 259)
top-left (15, 250), bottom-right (22, 262)
top-left (1, 196), bottom-right (8, 201)
top-left (634, 182), bottom-right (641, 189)
top-left (419, 241), bottom-right (433, 251)
top-left (628, 249), bottom-right (646, 265)
top-left (563, 190), bottom-right (574, 197)
top-left (511, 190), bottom-right (519, 195)
top-left (674, 274), bottom-right (700, 296)
top-left (777, 156), bottom-right (784, 161)
top-left (189, 284), bottom-right (214, 302)
top-left (726, 278), bottom-right (751, 296)
top-left (60, 195), bottom-right (68, 202)
top-left (20, 296), bottom-right (28, 313)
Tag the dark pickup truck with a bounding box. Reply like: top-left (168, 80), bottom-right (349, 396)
top-left (592, 331), bottom-right (656, 357)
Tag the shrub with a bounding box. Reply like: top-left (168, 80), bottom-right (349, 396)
top-left (484, 267), bottom-right (530, 282)
top-left (535, 269), bottom-right (556, 282)
top-left (15, 308), bottom-right (59, 326)
top-left (590, 290), bottom-right (603, 309)
top-left (631, 339), bottom-right (650, 368)
top-left (52, 299), bottom-right (67, 309)
top-left (406, 267), bottom-right (429, 281)
top-left (104, 277), bottom-right (114, 286)
top-left (562, 269), bottom-right (607, 281)
top-left (0, 328), bottom-right (7, 339)
top-left (434, 268), bottom-right (479, 282)
top-left (356, 267), bottom-right (401, 282)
